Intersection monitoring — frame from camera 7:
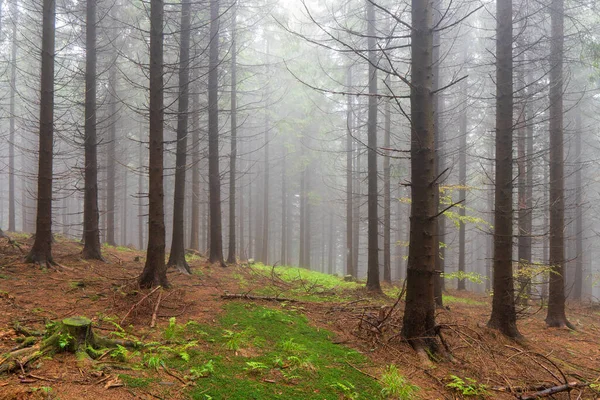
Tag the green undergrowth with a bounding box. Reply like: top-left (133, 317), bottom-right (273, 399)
top-left (442, 295), bottom-right (486, 306)
top-left (136, 303), bottom-right (385, 399)
top-left (241, 264), bottom-right (362, 302)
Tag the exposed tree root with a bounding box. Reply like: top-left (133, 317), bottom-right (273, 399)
top-left (518, 381), bottom-right (589, 399)
top-left (0, 229), bottom-right (24, 254)
top-left (1, 316), bottom-right (140, 374)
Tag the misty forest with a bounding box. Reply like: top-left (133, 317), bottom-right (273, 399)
top-left (0, 0), bottom-right (599, 398)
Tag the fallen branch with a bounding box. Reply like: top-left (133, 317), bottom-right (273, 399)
top-left (519, 382), bottom-right (589, 399)
top-left (150, 289), bottom-right (163, 328)
top-left (221, 293), bottom-right (298, 303)
top-left (120, 286), bottom-right (161, 325)
top-left (0, 229), bottom-right (24, 254)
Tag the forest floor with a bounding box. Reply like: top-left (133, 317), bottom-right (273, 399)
top-left (0, 234), bottom-right (599, 399)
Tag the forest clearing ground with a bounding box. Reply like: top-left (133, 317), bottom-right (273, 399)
top-left (0, 235), bottom-right (598, 399)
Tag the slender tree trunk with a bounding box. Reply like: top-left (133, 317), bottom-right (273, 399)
top-left (106, 59), bottom-right (117, 246)
top-left (545, 0), bottom-right (571, 328)
top-left (366, 0), bottom-right (381, 292)
top-left (138, 141), bottom-right (144, 250)
top-left (432, 4), bottom-right (444, 304)
top-left (82, 0), bottom-right (102, 260)
top-left (353, 143), bottom-right (360, 276)
top-left (167, 0), bottom-right (192, 273)
top-left (280, 154), bottom-right (287, 265)
top-left (26, 0), bottom-right (56, 266)
top-left (457, 76), bottom-right (468, 291)
top-left (8, 0), bottom-right (17, 233)
top-left (383, 72), bottom-right (391, 283)
top-left (401, 0), bottom-right (442, 356)
top-left (189, 71), bottom-right (200, 251)
top-left (346, 66), bottom-right (354, 277)
top-left (328, 211), bottom-right (334, 274)
top-left (517, 57), bottom-right (531, 303)
top-left (226, 4), bottom-right (238, 264)
top-left (139, 0), bottom-right (168, 288)
top-left (122, 168), bottom-right (128, 245)
top-left (304, 166), bottom-right (311, 269)
top-left (487, 0), bottom-right (520, 338)
top-left (573, 111), bottom-right (583, 301)
top-left (207, 0), bottom-right (224, 265)
top-left (239, 162), bottom-right (246, 261)
top-left (486, 140), bottom-right (494, 291)
top-left (299, 159), bottom-right (306, 268)
top-left (396, 186), bottom-right (404, 280)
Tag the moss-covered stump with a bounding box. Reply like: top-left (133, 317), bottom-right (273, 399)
top-left (61, 316), bottom-right (94, 352)
top-left (1, 316), bottom-right (140, 374)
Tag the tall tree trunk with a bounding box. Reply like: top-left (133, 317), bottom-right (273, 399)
top-left (138, 141), bottom-right (144, 250)
top-left (545, 0), bottom-right (571, 328)
top-left (280, 154), bottom-right (287, 265)
top-left (299, 158), bottom-right (306, 268)
top-left (8, 0), bottom-right (17, 232)
top-left (106, 59), bottom-right (117, 246)
top-left (207, 0), bottom-right (224, 265)
top-left (226, 4), bottom-right (237, 264)
top-left (26, 0), bottom-right (56, 266)
top-left (365, 0), bottom-right (381, 293)
top-left (167, 0), bottom-right (192, 273)
top-left (573, 111), bottom-right (583, 301)
top-left (122, 168), bottom-right (128, 245)
top-left (328, 211), bottom-right (334, 274)
top-left (401, 0), bottom-right (441, 356)
top-left (139, 0), bottom-right (168, 288)
top-left (239, 161), bottom-right (246, 260)
top-left (346, 65), bottom-right (354, 277)
top-left (352, 143), bottom-right (360, 276)
top-left (432, 3), bottom-right (444, 304)
top-left (82, 0), bottom-right (102, 260)
top-left (304, 165), bottom-right (311, 268)
top-left (383, 72), bottom-right (391, 283)
top-left (457, 77), bottom-right (467, 291)
top-left (516, 56), bottom-right (531, 303)
top-left (486, 140), bottom-right (494, 291)
top-left (189, 70), bottom-right (200, 251)
top-left (396, 186), bottom-right (404, 280)
top-left (487, 0), bottom-right (520, 338)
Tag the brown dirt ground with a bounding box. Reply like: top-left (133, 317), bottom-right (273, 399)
top-left (0, 235), bottom-right (599, 399)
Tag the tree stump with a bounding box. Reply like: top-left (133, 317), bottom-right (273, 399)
top-left (1, 316), bottom-right (139, 374)
top-left (62, 316), bottom-right (94, 352)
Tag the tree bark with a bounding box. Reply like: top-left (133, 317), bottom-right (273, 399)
top-left (366, 0), bottom-right (381, 293)
top-left (280, 154), bottom-right (287, 265)
top-left (457, 77), bottom-right (468, 291)
top-left (432, 3), bottom-right (444, 305)
top-left (487, 0), bottom-right (520, 338)
top-left (517, 55), bottom-right (531, 303)
top-left (383, 71), bottom-right (391, 284)
top-left (167, 0), bottom-right (192, 273)
top-left (207, 0), bottom-right (224, 265)
top-left (138, 141), bottom-right (144, 250)
top-left (346, 65), bottom-right (355, 277)
top-left (26, 0), bottom-right (56, 266)
top-left (401, 0), bottom-right (443, 355)
top-left (82, 0), bottom-right (102, 260)
top-left (226, 4), bottom-right (238, 264)
top-left (106, 58), bottom-right (117, 246)
top-left (261, 42), bottom-right (270, 265)
top-left (190, 69), bottom-right (200, 251)
top-left (545, 0), bottom-right (571, 328)
top-left (139, 0), bottom-right (168, 288)
top-left (572, 111), bottom-right (583, 300)
top-left (8, 0), bottom-right (17, 233)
